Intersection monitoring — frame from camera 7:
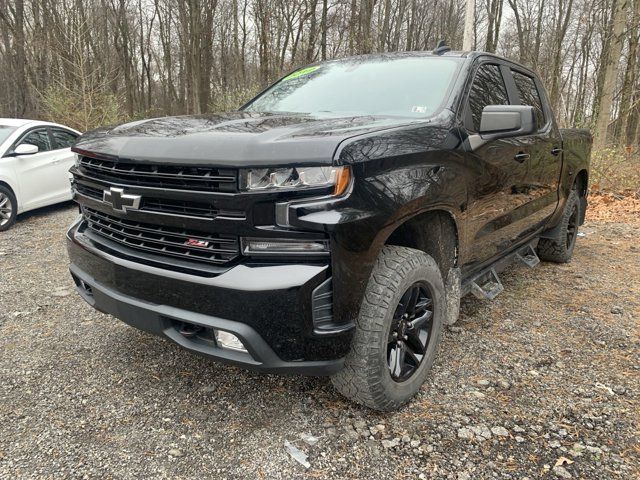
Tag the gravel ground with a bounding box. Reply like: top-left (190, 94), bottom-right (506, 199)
top-left (0, 203), bottom-right (638, 479)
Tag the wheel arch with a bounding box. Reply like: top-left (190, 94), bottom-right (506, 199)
top-left (574, 169), bottom-right (589, 224)
top-left (0, 180), bottom-right (18, 203)
top-left (383, 208), bottom-right (459, 277)
top-left (574, 169), bottom-right (588, 195)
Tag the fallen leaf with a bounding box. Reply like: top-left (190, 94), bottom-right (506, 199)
top-left (555, 456), bottom-right (574, 467)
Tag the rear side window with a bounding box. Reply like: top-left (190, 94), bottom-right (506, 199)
top-left (512, 71), bottom-right (545, 128)
top-left (20, 129), bottom-right (51, 152)
top-left (467, 64), bottom-right (510, 131)
top-left (51, 129), bottom-right (78, 149)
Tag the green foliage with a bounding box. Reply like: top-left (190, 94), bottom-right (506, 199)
top-left (40, 84), bottom-right (129, 132)
top-left (208, 84), bottom-right (262, 113)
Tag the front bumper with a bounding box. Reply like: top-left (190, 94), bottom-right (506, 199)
top-left (66, 219), bottom-right (352, 375)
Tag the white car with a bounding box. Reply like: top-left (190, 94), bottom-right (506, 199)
top-left (0, 118), bottom-right (81, 231)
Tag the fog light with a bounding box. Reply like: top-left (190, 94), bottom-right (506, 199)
top-left (241, 237), bottom-right (330, 256)
top-left (214, 330), bottom-right (247, 353)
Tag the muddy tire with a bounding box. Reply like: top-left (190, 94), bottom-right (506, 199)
top-left (538, 189), bottom-right (581, 263)
top-left (331, 246), bottom-right (444, 411)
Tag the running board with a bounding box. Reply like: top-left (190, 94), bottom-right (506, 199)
top-left (470, 268), bottom-right (504, 300)
top-left (515, 243), bottom-right (540, 268)
top-left (462, 240), bottom-right (540, 300)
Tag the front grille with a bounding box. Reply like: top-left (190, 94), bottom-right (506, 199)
top-left (75, 182), bottom-right (246, 219)
top-left (75, 183), bottom-right (103, 200)
top-left (78, 155), bottom-right (238, 192)
top-left (142, 198), bottom-right (217, 217)
top-left (84, 208), bottom-right (240, 265)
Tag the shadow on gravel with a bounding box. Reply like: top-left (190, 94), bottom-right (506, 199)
top-left (88, 262), bottom-right (535, 416)
top-left (15, 201), bottom-right (76, 225)
top-left (100, 324), bottom-right (333, 410)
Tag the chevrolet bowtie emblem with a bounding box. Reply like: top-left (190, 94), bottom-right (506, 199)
top-left (103, 187), bottom-right (142, 212)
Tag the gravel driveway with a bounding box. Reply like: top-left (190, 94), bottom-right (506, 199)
top-left (0, 203), bottom-right (638, 479)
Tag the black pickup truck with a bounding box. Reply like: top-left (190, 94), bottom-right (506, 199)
top-left (66, 50), bottom-right (591, 410)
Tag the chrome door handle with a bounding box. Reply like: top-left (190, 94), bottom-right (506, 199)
top-left (514, 152), bottom-right (530, 162)
top-left (551, 147), bottom-right (563, 156)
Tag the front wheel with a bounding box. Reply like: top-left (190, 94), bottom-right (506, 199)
top-left (0, 186), bottom-right (17, 232)
top-left (331, 246), bottom-right (444, 411)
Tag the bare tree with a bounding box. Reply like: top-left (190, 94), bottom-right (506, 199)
top-left (594, 0), bottom-right (628, 149)
top-left (0, 0), bottom-right (634, 151)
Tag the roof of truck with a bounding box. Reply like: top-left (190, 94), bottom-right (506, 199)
top-left (319, 50), bottom-right (536, 77)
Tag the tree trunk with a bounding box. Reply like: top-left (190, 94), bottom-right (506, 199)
top-left (594, 0), bottom-right (628, 150)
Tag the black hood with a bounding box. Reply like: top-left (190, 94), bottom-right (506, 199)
top-left (73, 112), bottom-right (433, 167)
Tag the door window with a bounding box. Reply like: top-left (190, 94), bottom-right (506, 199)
top-left (19, 129), bottom-right (51, 152)
top-left (467, 64), bottom-right (510, 131)
top-left (511, 70), bottom-right (546, 129)
top-left (51, 129), bottom-right (78, 149)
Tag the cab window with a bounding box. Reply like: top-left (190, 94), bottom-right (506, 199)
top-left (466, 64), bottom-right (510, 131)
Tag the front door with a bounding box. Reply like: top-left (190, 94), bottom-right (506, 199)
top-left (461, 62), bottom-right (534, 271)
top-left (13, 128), bottom-right (62, 210)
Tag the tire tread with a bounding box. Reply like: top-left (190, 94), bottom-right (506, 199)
top-left (331, 245), bottom-right (442, 411)
top-left (538, 190), bottom-right (580, 263)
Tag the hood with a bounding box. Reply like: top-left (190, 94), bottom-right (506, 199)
top-left (73, 112), bottom-right (435, 167)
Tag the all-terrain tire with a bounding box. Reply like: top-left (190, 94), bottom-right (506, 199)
top-left (331, 246), bottom-right (444, 411)
top-left (0, 185), bottom-right (17, 232)
top-left (537, 189), bottom-right (581, 263)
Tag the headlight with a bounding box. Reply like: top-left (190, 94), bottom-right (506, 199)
top-left (240, 166), bottom-right (350, 195)
top-left (73, 153), bottom-right (80, 168)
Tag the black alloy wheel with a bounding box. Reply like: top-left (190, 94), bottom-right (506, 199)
top-left (388, 282), bottom-right (435, 382)
top-left (331, 245), bottom-right (445, 410)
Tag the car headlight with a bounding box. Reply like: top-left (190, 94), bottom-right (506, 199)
top-left (239, 166), bottom-right (351, 195)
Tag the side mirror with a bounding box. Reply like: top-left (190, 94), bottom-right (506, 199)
top-left (479, 105), bottom-right (536, 137)
top-left (14, 143), bottom-right (39, 155)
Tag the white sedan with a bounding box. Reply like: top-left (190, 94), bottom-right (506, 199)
top-left (0, 118), bottom-right (81, 231)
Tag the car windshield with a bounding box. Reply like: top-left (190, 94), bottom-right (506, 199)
top-left (0, 126), bottom-right (16, 145)
top-left (244, 56), bottom-right (462, 117)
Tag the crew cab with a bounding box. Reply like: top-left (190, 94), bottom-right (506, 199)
top-left (66, 50), bottom-right (591, 410)
top-left (0, 119), bottom-right (80, 231)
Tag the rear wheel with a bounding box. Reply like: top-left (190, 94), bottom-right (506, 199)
top-left (0, 186), bottom-right (17, 232)
top-left (537, 189), bottom-right (580, 263)
top-left (331, 246), bottom-right (444, 411)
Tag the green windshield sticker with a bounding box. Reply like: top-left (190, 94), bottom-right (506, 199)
top-left (283, 66), bottom-right (321, 81)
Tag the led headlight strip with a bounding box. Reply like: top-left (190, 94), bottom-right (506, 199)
top-left (241, 237), bottom-right (330, 256)
top-left (240, 166), bottom-right (350, 195)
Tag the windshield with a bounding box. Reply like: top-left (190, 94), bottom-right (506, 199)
top-left (244, 56), bottom-right (462, 117)
top-left (0, 126), bottom-right (16, 145)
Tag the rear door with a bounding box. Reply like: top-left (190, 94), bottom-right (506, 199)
top-left (49, 127), bottom-right (79, 200)
top-left (506, 68), bottom-right (563, 230)
top-left (462, 61), bottom-right (535, 270)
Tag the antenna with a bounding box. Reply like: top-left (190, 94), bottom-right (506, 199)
top-left (433, 40), bottom-right (451, 55)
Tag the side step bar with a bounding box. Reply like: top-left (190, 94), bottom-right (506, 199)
top-left (470, 268), bottom-right (503, 300)
top-left (463, 241), bottom-right (541, 300)
top-left (515, 243), bottom-right (540, 268)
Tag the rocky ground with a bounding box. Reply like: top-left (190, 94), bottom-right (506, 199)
top-left (0, 201), bottom-right (638, 479)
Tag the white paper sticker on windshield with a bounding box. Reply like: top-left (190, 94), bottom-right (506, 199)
top-left (412, 106), bottom-right (427, 113)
